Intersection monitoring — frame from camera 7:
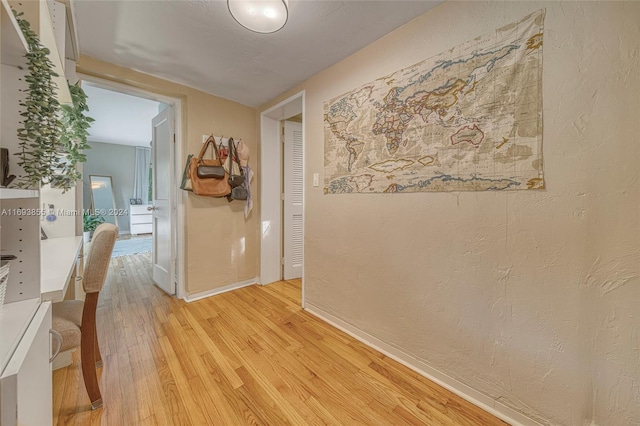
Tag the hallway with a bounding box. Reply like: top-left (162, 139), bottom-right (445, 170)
top-left (53, 253), bottom-right (505, 425)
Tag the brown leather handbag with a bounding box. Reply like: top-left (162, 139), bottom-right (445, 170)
top-left (188, 135), bottom-right (231, 197)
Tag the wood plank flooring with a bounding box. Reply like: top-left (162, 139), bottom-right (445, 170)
top-left (53, 253), bottom-right (508, 425)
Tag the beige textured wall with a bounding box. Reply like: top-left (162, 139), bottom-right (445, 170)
top-left (260, 2), bottom-right (640, 424)
top-left (77, 56), bottom-right (259, 295)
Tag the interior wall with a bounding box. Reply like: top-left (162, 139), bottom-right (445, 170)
top-left (77, 56), bottom-right (259, 295)
top-left (259, 1), bottom-right (640, 425)
top-left (83, 141), bottom-right (136, 234)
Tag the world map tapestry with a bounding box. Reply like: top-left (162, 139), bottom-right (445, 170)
top-left (323, 9), bottom-right (545, 193)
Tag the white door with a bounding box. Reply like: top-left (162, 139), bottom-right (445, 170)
top-left (151, 107), bottom-right (175, 294)
top-left (283, 121), bottom-right (303, 279)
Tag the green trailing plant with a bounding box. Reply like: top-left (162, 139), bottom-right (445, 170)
top-left (83, 212), bottom-right (105, 233)
top-left (12, 10), bottom-right (92, 192)
top-left (59, 83), bottom-right (94, 186)
top-left (12, 9), bottom-right (62, 190)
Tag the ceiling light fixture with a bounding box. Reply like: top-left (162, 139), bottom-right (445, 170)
top-left (228, 0), bottom-right (288, 34)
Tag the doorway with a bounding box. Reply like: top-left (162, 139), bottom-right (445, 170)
top-left (78, 75), bottom-right (186, 299)
top-left (260, 91), bottom-right (305, 306)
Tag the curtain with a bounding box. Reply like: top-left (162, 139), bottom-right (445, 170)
top-left (133, 147), bottom-right (151, 204)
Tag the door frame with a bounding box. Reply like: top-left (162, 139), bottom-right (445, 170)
top-left (260, 91), bottom-right (305, 306)
top-left (77, 73), bottom-right (186, 300)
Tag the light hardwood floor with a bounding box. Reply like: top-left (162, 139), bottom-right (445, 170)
top-left (53, 253), bottom-right (508, 425)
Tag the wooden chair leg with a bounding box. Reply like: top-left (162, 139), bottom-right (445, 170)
top-left (81, 293), bottom-right (102, 409)
top-left (94, 323), bottom-right (102, 368)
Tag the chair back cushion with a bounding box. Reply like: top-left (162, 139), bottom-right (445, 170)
top-left (83, 223), bottom-right (118, 293)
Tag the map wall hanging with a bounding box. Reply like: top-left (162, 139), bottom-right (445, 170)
top-left (324, 10), bottom-right (545, 193)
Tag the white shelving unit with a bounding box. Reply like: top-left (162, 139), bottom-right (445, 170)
top-left (0, 197), bottom-right (41, 303)
top-left (1, 0), bottom-right (42, 306)
top-left (0, 188), bottom-right (39, 199)
top-left (6, 0), bottom-right (71, 103)
top-left (0, 1), bottom-right (78, 424)
top-left (1, 1), bottom-right (28, 198)
top-left (1, 0), bottom-right (41, 304)
top-left (0, 0), bottom-right (29, 67)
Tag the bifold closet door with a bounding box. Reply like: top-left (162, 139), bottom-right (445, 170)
top-left (283, 121), bottom-right (303, 280)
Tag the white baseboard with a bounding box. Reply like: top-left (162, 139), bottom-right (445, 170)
top-left (305, 303), bottom-right (544, 426)
top-left (183, 277), bottom-right (257, 303)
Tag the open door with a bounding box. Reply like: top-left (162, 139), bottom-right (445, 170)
top-left (150, 107), bottom-right (175, 294)
top-left (283, 120), bottom-right (303, 280)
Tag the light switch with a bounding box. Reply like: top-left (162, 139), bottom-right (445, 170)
top-left (313, 173), bottom-right (319, 187)
top-left (202, 134), bottom-right (208, 143)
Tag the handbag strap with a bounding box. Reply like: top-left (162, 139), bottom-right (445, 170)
top-left (197, 135), bottom-right (221, 162)
top-left (228, 138), bottom-right (244, 177)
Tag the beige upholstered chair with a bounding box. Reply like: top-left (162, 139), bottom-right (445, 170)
top-left (52, 223), bottom-right (118, 410)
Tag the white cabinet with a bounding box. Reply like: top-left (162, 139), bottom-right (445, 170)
top-left (0, 301), bottom-right (52, 426)
top-left (129, 204), bottom-right (153, 235)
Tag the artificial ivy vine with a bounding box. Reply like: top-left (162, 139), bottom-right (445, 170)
top-left (13, 9), bottom-right (62, 189)
top-left (59, 83), bottom-right (94, 186)
top-left (12, 10), bottom-right (92, 192)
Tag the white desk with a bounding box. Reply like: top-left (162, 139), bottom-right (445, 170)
top-left (40, 236), bottom-right (83, 302)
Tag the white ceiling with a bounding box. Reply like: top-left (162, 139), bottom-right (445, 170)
top-left (83, 82), bottom-right (162, 147)
top-left (74, 0), bottom-right (443, 108)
